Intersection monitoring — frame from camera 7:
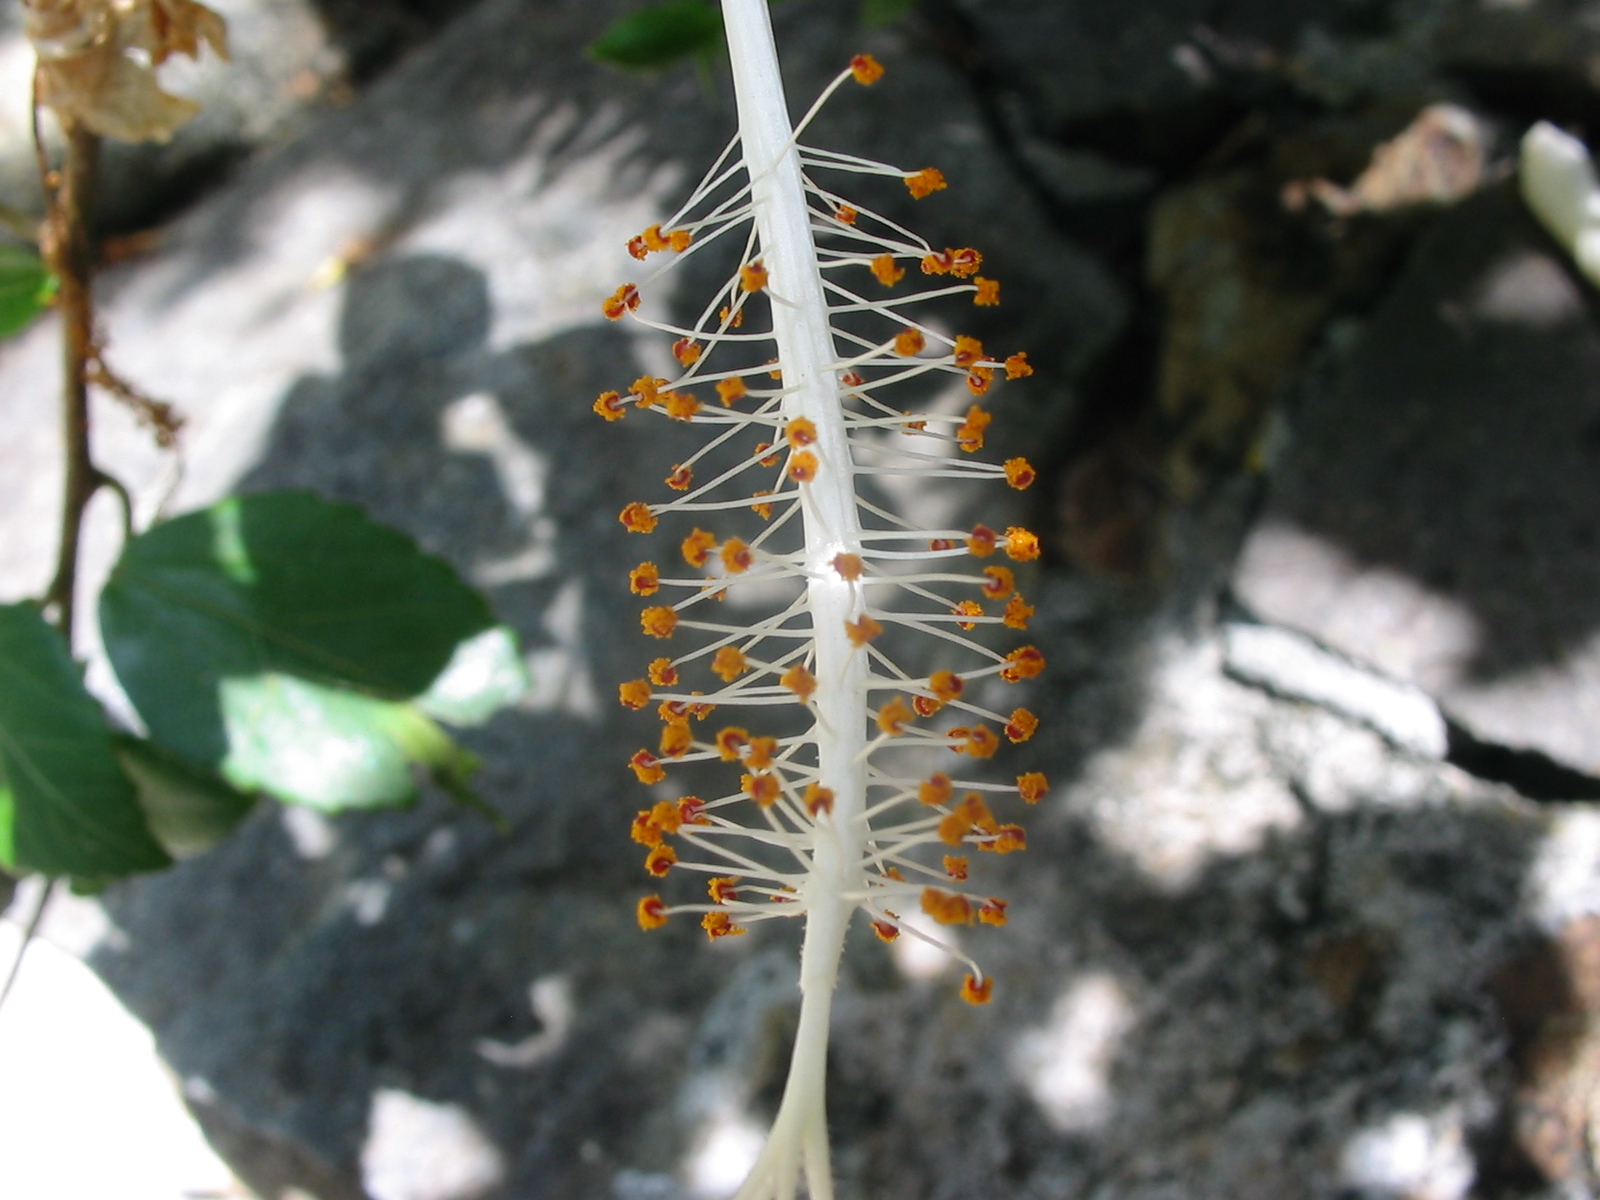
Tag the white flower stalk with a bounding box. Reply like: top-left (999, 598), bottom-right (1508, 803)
top-left (598, 4), bottom-right (1047, 1197)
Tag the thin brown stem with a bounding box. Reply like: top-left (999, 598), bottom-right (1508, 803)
top-left (43, 118), bottom-right (102, 638)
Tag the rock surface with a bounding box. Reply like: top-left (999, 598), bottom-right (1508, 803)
top-left (2, 1), bottom-right (1600, 1199)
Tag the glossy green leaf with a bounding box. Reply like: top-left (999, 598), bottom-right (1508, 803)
top-left (113, 735), bottom-right (256, 858)
top-left (590, 0), bottom-right (723, 70)
top-left (0, 603), bottom-right (170, 876)
top-left (0, 244), bottom-right (55, 339)
top-left (100, 492), bottom-right (519, 811)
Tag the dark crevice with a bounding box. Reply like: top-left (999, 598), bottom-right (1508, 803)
top-left (1445, 722), bottom-right (1600, 802)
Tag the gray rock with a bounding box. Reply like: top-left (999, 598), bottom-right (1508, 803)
top-left (1233, 183), bottom-right (1600, 780)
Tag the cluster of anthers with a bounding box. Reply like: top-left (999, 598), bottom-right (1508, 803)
top-left (597, 46), bottom-right (1048, 1015)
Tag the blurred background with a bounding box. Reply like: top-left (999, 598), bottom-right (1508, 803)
top-left (5, 0), bottom-right (1600, 1197)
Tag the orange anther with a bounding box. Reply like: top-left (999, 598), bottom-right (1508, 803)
top-left (930, 538), bottom-right (959, 551)
top-left (627, 234), bottom-right (649, 261)
top-left (1004, 458), bottom-right (1036, 489)
top-left (1018, 772), bottom-right (1049, 803)
top-left (1001, 646), bottom-right (1046, 682)
top-left (672, 338), bottom-right (702, 366)
top-left (979, 898), bottom-right (1009, 926)
top-left (781, 664), bottom-right (817, 703)
top-left (967, 525), bottom-right (997, 557)
top-left (919, 772), bottom-right (954, 806)
top-left (871, 254), bottom-right (905, 287)
top-left (702, 911), bottom-right (747, 939)
top-left (788, 451), bottom-right (820, 483)
top-left (681, 528), bottom-right (717, 567)
top-left (871, 919), bottom-right (900, 942)
top-left (743, 773), bottom-right (780, 808)
top-left (620, 502), bottom-right (657, 534)
top-left (913, 695), bottom-right (943, 718)
top-left (960, 973), bottom-right (994, 1004)
top-left (740, 262), bottom-right (768, 292)
top-left (603, 283), bottom-right (641, 320)
top-left (1005, 352), bottom-right (1033, 379)
top-left (668, 228), bottom-right (692, 252)
top-left (631, 376), bottom-right (667, 407)
top-left (953, 337), bottom-right (985, 369)
top-left (948, 247), bottom-right (983, 278)
top-left (648, 658), bottom-right (678, 687)
top-left (594, 390), bottom-right (625, 420)
top-left (877, 697), bottom-right (913, 735)
top-left (645, 844), bottom-right (677, 876)
top-left (629, 563), bottom-right (660, 596)
top-left (1004, 527), bottom-right (1041, 562)
top-left (845, 614), bottom-right (883, 646)
top-left (786, 418), bottom-right (817, 447)
top-left (721, 538), bottom-right (753, 574)
top-left (751, 491), bottom-right (775, 519)
top-left (957, 792), bottom-right (998, 833)
top-left (746, 737), bottom-right (778, 770)
top-left (938, 811), bottom-right (970, 846)
top-left (990, 824), bottom-right (1027, 854)
top-left (637, 895), bottom-right (669, 929)
top-left (716, 376), bottom-right (747, 406)
top-left (663, 391), bottom-right (702, 421)
top-left (906, 168), bottom-right (947, 198)
top-left (894, 327), bottom-right (926, 356)
top-left (805, 783), bottom-right (835, 815)
top-left (709, 876), bottom-right (740, 903)
top-left (679, 796), bottom-right (710, 825)
top-left (718, 305), bottom-right (744, 328)
top-left (619, 679), bottom-right (652, 709)
top-left (840, 369), bottom-right (865, 389)
top-left (921, 250), bottom-right (953, 275)
top-left (953, 600), bottom-right (983, 630)
top-left (981, 566), bottom-right (1014, 599)
top-left (1005, 708), bottom-right (1038, 743)
top-left (651, 799), bottom-right (684, 834)
top-left (641, 606), bottom-right (678, 638)
top-left (716, 727), bottom-right (750, 761)
top-left (832, 552), bottom-right (864, 581)
top-left (1004, 596), bottom-right (1034, 631)
top-left (711, 646), bottom-right (748, 683)
top-left (884, 867), bottom-right (906, 882)
top-left (766, 359), bottom-right (783, 380)
top-left (958, 725), bottom-right (1000, 759)
top-left (850, 53), bottom-right (885, 84)
top-left (659, 722), bottom-right (692, 758)
top-left (922, 887), bottom-right (973, 926)
top-left (944, 855), bottom-right (969, 881)
top-left (835, 204), bottom-right (859, 225)
top-left (630, 811), bottom-right (662, 847)
top-left (965, 367), bottom-right (994, 398)
top-left (929, 671), bottom-right (964, 701)
top-left (755, 442), bottom-right (780, 467)
top-left (666, 464), bottom-right (693, 491)
top-left (974, 276), bottom-right (1001, 306)
top-left (643, 225), bottom-right (670, 252)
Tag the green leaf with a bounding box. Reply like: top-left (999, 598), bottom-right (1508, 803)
top-left (100, 492), bottom-right (520, 812)
top-left (590, 0), bottom-right (723, 70)
top-left (217, 673), bottom-right (479, 811)
top-left (417, 625), bottom-right (530, 726)
top-left (0, 244), bottom-right (54, 339)
top-left (112, 735), bottom-right (256, 858)
top-left (0, 603), bottom-right (170, 876)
